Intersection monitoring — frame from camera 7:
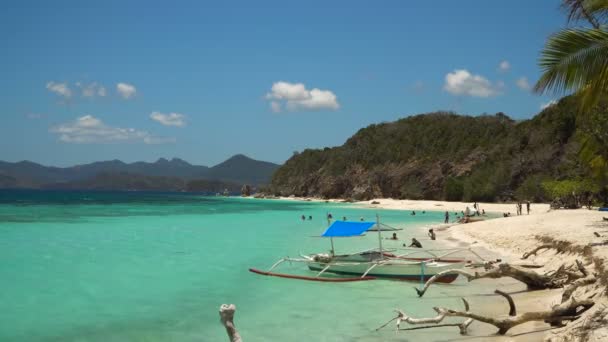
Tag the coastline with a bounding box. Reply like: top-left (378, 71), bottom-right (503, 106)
top-left (259, 196), bottom-right (608, 340)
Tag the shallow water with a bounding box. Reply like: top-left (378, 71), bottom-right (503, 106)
top-left (0, 190), bottom-right (486, 341)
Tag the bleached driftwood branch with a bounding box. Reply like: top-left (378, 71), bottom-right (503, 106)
top-left (415, 263), bottom-right (576, 297)
top-left (377, 298), bottom-right (473, 335)
top-left (388, 295), bottom-right (594, 335)
top-left (220, 304), bottom-right (242, 342)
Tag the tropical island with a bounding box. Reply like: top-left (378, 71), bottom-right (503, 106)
top-left (232, 1), bottom-right (608, 341)
top-left (2, 1), bottom-right (608, 342)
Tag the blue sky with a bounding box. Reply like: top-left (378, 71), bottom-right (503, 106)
top-left (1, 1), bottom-right (569, 167)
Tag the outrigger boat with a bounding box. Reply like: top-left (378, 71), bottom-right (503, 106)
top-left (250, 217), bottom-right (483, 283)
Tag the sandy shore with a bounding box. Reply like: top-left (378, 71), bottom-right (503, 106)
top-left (269, 196), bottom-right (608, 340)
top-left (357, 198), bottom-right (549, 216)
top-left (358, 198), bottom-right (608, 341)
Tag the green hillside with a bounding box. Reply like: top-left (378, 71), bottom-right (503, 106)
top-left (267, 95), bottom-right (599, 202)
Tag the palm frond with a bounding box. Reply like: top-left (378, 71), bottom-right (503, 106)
top-left (534, 28), bottom-right (608, 109)
top-left (562, 0), bottom-right (608, 27)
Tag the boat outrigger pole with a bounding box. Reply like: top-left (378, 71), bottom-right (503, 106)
top-left (376, 214), bottom-right (383, 259)
top-left (328, 214), bottom-right (335, 256)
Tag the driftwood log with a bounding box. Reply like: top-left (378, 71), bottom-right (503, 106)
top-left (415, 262), bottom-right (583, 297)
top-left (376, 298), bottom-right (473, 335)
top-left (381, 293), bottom-right (595, 336)
top-left (220, 304), bottom-right (242, 342)
top-left (522, 244), bottom-right (553, 259)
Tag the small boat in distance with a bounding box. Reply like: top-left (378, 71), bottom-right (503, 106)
top-left (250, 217), bottom-right (481, 283)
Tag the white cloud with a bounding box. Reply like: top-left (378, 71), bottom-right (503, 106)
top-left (540, 100), bottom-right (557, 110)
top-left (46, 81), bottom-right (72, 99)
top-left (80, 82), bottom-right (107, 97)
top-left (270, 101), bottom-right (281, 113)
top-left (116, 82), bottom-right (137, 99)
top-left (150, 112), bottom-right (186, 127)
top-left (50, 115), bottom-right (174, 144)
top-left (443, 69), bottom-right (499, 97)
top-left (265, 81), bottom-right (339, 111)
top-left (498, 60), bottom-right (510, 72)
top-left (98, 86), bottom-right (107, 97)
top-left (516, 77), bottom-right (531, 91)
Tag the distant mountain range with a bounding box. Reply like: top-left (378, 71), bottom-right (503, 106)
top-left (0, 154), bottom-right (280, 191)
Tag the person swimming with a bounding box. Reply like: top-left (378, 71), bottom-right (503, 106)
top-left (308, 215), bottom-right (312, 220)
top-left (390, 233), bottom-right (398, 240)
top-left (411, 211), bottom-right (416, 216)
top-left (301, 215), bottom-right (305, 221)
top-left (408, 238), bottom-right (422, 248)
top-left (342, 216), bottom-right (347, 221)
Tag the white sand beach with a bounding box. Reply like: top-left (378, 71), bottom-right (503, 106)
top-left (357, 198), bottom-right (608, 341)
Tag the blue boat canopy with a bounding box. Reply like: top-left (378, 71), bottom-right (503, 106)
top-left (321, 221), bottom-right (376, 237)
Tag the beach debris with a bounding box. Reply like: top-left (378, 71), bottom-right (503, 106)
top-left (219, 304), bottom-right (242, 342)
top-left (522, 244), bottom-right (554, 259)
top-left (415, 262), bottom-right (588, 297)
top-left (382, 293), bottom-right (595, 336)
top-left (376, 298), bottom-right (473, 335)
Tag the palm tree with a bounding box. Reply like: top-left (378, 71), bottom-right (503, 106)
top-left (535, 0), bottom-right (608, 205)
top-left (534, 0), bottom-right (608, 110)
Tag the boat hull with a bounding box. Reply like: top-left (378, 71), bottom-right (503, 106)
top-left (307, 261), bottom-right (463, 283)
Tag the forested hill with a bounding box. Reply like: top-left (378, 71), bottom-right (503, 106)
top-left (267, 96), bottom-right (593, 201)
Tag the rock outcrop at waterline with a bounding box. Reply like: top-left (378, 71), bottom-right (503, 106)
top-left (266, 96), bottom-right (595, 202)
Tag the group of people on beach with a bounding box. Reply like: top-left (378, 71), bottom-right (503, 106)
top-left (516, 201), bottom-right (531, 215)
top-left (502, 201), bottom-right (531, 217)
top-left (443, 205), bottom-right (486, 224)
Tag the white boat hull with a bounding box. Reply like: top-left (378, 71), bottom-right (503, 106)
top-left (307, 260), bottom-right (464, 282)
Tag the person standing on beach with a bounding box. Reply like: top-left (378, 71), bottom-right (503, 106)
top-left (444, 211), bottom-right (449, 224)
top-left (526, 201), bottom-right (530, 215)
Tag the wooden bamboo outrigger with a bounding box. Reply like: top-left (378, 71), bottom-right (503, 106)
top-left (249, 217), bottom-right (484, 282)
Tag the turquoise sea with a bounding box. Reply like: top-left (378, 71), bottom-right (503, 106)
top-left (0, 190), bottom-right (489, 341)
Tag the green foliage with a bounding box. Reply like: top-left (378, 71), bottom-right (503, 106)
top-left (541, 179), bottom-right (598, 199)
top-left (443, 177), bottom-right (464, 201)
top-left (269, 95), bottom-right (606, 201)
top-left (462, 163), bottom-right (510, 202)
top-left (535, 0), bottom-right (608, 110)
top-left (515, 175), bottom-right (548, 201)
